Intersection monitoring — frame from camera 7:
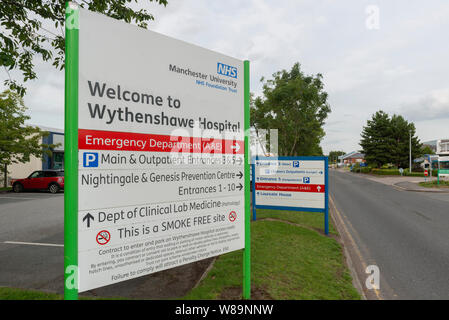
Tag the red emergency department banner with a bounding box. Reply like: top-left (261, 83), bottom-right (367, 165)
top-left (255, 183), bottom-right (325, 193)
top-left (78, 129), bottom-right (244, 154)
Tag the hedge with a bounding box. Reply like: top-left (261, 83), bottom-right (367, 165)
top-left (369, 168), bottom-right (438, 177)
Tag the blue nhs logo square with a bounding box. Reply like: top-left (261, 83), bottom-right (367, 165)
top-left (293, 161), bottom-right (300, 167)
top-left (83, 152), bottom-right (98, 167)
top-left (217, 62), bottom-right (237, 79)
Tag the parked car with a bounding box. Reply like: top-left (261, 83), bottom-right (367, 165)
top-left (11, 170), bottom-right (64, 194)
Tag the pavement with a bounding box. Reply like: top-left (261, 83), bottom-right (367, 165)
top-left (330, 169), bottom-right (449, 299)
top-left (0, 191), bottom-right (212, 298)
top-left (338, 169), bottom-right (449, 193)
top-left (393, 181), bottom-right (449, 193)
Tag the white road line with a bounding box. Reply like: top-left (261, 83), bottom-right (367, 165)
top-left (3, 241), bottom-right (63, 247)
top-left (0, 196), bottom-right (41, 200)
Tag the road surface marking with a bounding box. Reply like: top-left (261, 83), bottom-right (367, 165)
top-left (3, 241), bottom-right (63, 248)
top-left (0, 196), bottom-right (41, 200)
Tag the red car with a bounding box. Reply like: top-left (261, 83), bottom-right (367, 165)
top-left (11, 170), bottom-right (64, 194)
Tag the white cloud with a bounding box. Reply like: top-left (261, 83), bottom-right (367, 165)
top-left (2, 0), bottom-right (449, 154)
top-left (399, 88), bottom-right (449, 121)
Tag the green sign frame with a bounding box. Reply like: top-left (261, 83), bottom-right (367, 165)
top-left (63, 1), bottom-right (251, 300)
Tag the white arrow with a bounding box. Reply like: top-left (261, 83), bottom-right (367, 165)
top-left (231, 143), bottom-right (240, 152)
top-left (317, 186), bottom-right (322, 192)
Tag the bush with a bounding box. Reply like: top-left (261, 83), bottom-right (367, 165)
top-left (370, 168), bottom-right (438, 177)
top-left (350, 163), bottom-right (372, 174)
top-left (371, 168), bottom-right (401, 175)
top-left (360, 166), bottom-right (372, 173)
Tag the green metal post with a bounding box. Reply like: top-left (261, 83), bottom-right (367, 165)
top-left (243, 60), bottom-right (251, 300)
top-left (64, 1), bottom-right (79, 300)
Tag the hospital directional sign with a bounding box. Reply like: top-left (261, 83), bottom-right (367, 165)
top-left (252, 156), bottom-right (329, 234)
top-left (64, 2), bottom-right (250, 298)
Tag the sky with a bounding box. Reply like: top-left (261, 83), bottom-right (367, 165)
top-left (2, 0), bottom-right (449, 155)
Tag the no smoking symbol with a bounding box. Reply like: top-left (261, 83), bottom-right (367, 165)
top-left (96, 230), bottom-right (111, 245)
top-left (229, 211), bottom-right (237, 222)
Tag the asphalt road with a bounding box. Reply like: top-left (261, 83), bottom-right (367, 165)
top-left (330, 170), bottom-right (449, 299)
top-left (0, 192), bottom-right (65, 292)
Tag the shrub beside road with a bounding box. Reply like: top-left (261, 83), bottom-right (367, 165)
top-left (419, 180), bottom-right (449, 188)
top-left (350, 165), bottom-right (438, 177)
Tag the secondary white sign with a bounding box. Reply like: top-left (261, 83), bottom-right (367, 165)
top-left (254, 158), bottom-right (326, 210)
top-left (77, 9), bottom-right (245, 292)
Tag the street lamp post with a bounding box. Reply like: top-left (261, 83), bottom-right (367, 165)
top-left (409, 130), bottom-right (412, 173)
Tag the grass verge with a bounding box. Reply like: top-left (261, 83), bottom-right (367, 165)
top-left (0, 287), bottom-right (127, 300)
top-left (419, 180), bottom-right (449, 188)
top-left (183, 209), bottom-right (360, 300)
top-left (0, 287), bottom-right (63, 300)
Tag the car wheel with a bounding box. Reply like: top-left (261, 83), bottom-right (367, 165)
top-left (13, 183), bottom-right (23, 193)
top-left (49, 183), bottom-right (60, 194)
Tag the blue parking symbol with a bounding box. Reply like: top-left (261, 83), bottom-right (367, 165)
top-left (83, 152), bottom-right (98, 167)
top-left (293, 161), bottom-right (300, 167)
top-left (303, 177), bottom-right (311, 184)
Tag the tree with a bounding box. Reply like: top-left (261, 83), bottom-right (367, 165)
top-left (0, 90), bottom-right (55, 187)
top-left (251, 63), bottom-right (331, 157)
top-left (328, 151), bottom-right (346, 163)
top-left (0, 0), bottom-right (168, 96)
top-left (360, 111), bottom-right (421, 168)
top-left (420, 145), bottom-right (435, 156)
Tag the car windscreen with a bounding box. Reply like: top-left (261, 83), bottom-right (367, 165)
top-left (44, 171), bottom-right (57, 177)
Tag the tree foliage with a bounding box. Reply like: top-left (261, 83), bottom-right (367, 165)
top-left (0, 0), bottom-right (168, 96)
top-left (251, 63), bottom-right (331, 157)
top-left (360, 110), bottom-right (422, 168)
top-left (328, 150), bottom-right (346, 163)
top-left (420, 145), bottom-right (435, 155)
top-left (0, 90), bottom-right (55, 186)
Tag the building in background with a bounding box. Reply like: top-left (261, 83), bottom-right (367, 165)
top-left (8, 126), bottom-right (64, 180)
top-left (338, 151), bottom-right (365, 166)
top-left (422, 139), bottom-right (449, 157)
top-left (436, 139), bottom-right (449, 156)
top-left (416, 139), bottom-right (449, 170)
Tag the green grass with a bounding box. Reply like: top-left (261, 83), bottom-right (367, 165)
top-left (0, 187), bottom-right (11, 192)
top-left (0, 287), bottom-right (128, 300)
top-left (183, 209), bottom-right (360, 300)
top-left (256, 209), bottom-right (338, 235)
top-left (0, 287), bottom-right (63, 300)
top-left (419, 180), bottom-right (449, 188)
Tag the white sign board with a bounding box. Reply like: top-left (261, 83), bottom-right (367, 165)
top-left (254, 158), bottom-right (327, 210)
top-left (77, 9), bottom-right (245, 292)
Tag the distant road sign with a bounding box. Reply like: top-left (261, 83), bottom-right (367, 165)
top-left (252, 156), bottom-right (329, 235)
top-left (253, 157), bottom-right (326, 210)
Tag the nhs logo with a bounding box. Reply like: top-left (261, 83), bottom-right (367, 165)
top-left (217, 62), bottom-right (237, 79)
